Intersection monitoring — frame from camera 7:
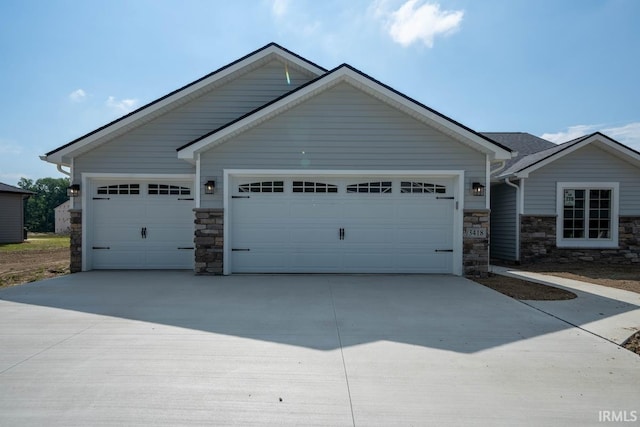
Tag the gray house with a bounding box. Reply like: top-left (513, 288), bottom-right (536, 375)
top-left (488, 132), bottom-right (640, 264)
top-left (41, 43), bottom-right (513, 277)
top-left (0, 182), bottom-right (33, 243)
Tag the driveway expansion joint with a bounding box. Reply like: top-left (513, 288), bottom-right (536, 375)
top-left (329, 284), bottom-right (356, 427)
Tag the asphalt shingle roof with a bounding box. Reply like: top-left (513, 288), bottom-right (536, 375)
top-left (481, 132), bottom-right (557, 176)
top-left (0, 182), bottom-right (34, 194)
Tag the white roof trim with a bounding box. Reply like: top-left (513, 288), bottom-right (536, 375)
top-left (43, 44), bottom-right (325, 166)
top-left (512, 133), bottom-right (640, 178)
top-left (178, 66), bottom-right (512, 161)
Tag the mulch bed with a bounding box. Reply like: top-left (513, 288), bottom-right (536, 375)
top-left (475, 274), bottom-right (577, 300)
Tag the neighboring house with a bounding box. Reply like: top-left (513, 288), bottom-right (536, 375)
top-left (41, 43), bottom-right (513, 277)
top-left (487, 132), bottom-right (640, 264)
top-left (54, 199), bottom-right (71, 234)
top-left (0, 182), bottom-right (34, 243)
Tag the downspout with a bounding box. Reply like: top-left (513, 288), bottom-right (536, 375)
top-left (504, 177), bottom-right (521, 262)
top-left (56, 164), bottom-right (71, 177)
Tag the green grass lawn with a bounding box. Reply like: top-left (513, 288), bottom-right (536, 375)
top-left (0, 234), bottom-right (70, 252)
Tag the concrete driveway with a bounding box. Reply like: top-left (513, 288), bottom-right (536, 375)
top-left (0, 272), bottom-right (638, 426)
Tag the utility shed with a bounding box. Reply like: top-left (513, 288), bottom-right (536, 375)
top-left (0, 182), bottom-right (34, 243)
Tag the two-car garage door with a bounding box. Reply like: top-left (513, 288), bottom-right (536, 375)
top-left (229, 176), bottom-right (456, 274)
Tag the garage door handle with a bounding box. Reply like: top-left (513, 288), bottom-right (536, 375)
top-left (339, 228), bottom-right (345, 240)
top-left (141, 227), bottom-right (147, 239)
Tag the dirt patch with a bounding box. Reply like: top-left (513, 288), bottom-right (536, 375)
top-left (475, 274), bottom-right (577, 300)
top-left (0, 240), bottom-right (70, 288)
top-left (623, 331), bottom-right (640, 355)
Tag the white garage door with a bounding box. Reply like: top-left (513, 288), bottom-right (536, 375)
top-left (90, 181), bottom-right (194, 269)
top-left (230, 176), bottom-right (455, 273)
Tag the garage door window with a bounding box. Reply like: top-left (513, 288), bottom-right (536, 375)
top-left (239, 181), bottom-right (284, 193)
top-left (292, 181), bottom-right (338, 193)
top-left (97, 184), bottom-right (140, 195)
top-left (347, 181), bottom-right (392, 194)
top-left (400, 181), bottom-right (446, 194)
top-left (148, 184), bottom-right (191, 195)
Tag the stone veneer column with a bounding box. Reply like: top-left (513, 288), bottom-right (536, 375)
top-left (69, 209), bottom-right (82, 273)
top-left (194, 208), bottom-right (224, 274)
top-left (463, 209), bottom-right (490, 278)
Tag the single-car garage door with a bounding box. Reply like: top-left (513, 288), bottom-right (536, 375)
top-left (89, 180), bottom-right (194, 269)
top-left (229, 176), bottom-right (456, 273)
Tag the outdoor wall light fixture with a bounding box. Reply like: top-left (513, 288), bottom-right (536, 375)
top-left (472, 182), bottom-right (485, 197)
top-left (67, 184), bottom-right (80, 197)
top-left (204, 180), bottom-right (216, 194)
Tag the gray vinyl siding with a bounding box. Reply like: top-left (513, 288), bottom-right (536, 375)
top-left (73, 60), bottom-right (314, 208)
top-left (0, 193), bottom-right (25, 243)
top-left (200, 82), bottom-right (487, 209)
top-left (490, 183), bottom-right (517, 260)
top-left (524, 144), bottom-right (640, 215)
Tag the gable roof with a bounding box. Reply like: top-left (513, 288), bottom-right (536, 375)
top-left (42, 43), bottom-right (327, 166)
top-left (497, 131), bottom-right (640, 179)
top-left (0, 182), bottom-right (34, 195)
top-left (177, 63), bottom-right (513, 161)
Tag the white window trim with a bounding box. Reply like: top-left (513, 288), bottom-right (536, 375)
top-left (556, 182), bottom-right (619, 248)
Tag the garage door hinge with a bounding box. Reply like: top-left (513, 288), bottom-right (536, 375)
top-left (93, 197), bottom-right (110, 200)
top-left (232, 248), bottom-right (250, 251)
top-left (232, 196), bottom-right (250, 199)
top-left (178, 198), bottom-right (194, 201)
top-left (435, 249), bottom-right (453, 252)
top-left (436, 196), bottom-right (454, 199)
top-left (92, 246), bottom-right (110, 250)
top-left (177, 247), bottom-right (194, 250)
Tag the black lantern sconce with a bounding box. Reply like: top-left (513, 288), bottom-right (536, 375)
top-left (67, 184), bottom-right (80, 198)
top-left (472, 182), bottom-right (485, 197)
top-left (204, 180), bottom-right (216, 194)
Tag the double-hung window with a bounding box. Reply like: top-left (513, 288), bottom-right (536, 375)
top-left (556, 182), bottom-right (619, 248)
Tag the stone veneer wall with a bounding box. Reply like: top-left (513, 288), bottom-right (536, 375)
top-left (463, 209), bottom-right (490, 278)
top-left (194, 208), bottom-right (224, 274)
top-left (69, 209), bottom-right (82, 273)
top-left (520, 215), bottom-right (640, 264)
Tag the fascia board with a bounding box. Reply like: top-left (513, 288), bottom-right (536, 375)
top-left (341, 68), bottom-right (513, 161)
top-left (512, 134), bottom-right (640, 179)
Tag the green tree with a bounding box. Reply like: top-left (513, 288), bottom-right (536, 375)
top-left (17, 177), bottom-right (70, 232)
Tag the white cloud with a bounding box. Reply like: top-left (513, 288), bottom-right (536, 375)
top-left (376, 0), bottom-right (464, 48)
top-left (0, 172), bottom-right (30, 184)
top-left (541, 122), bottom-right (640, 151)
top-left (0, 138), bottom-right (22, 155)
top-left (106, 96), bottom-right (139, 114)
top-left (270, 0), bottom-right (289, 17)
top-left (69, 89), bottom-right (87, 102)
top-left (541, 125), bottom-right (599, 144)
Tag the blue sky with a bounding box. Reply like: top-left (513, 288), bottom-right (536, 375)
top-left (1, 0), bottom-right (639, 185)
